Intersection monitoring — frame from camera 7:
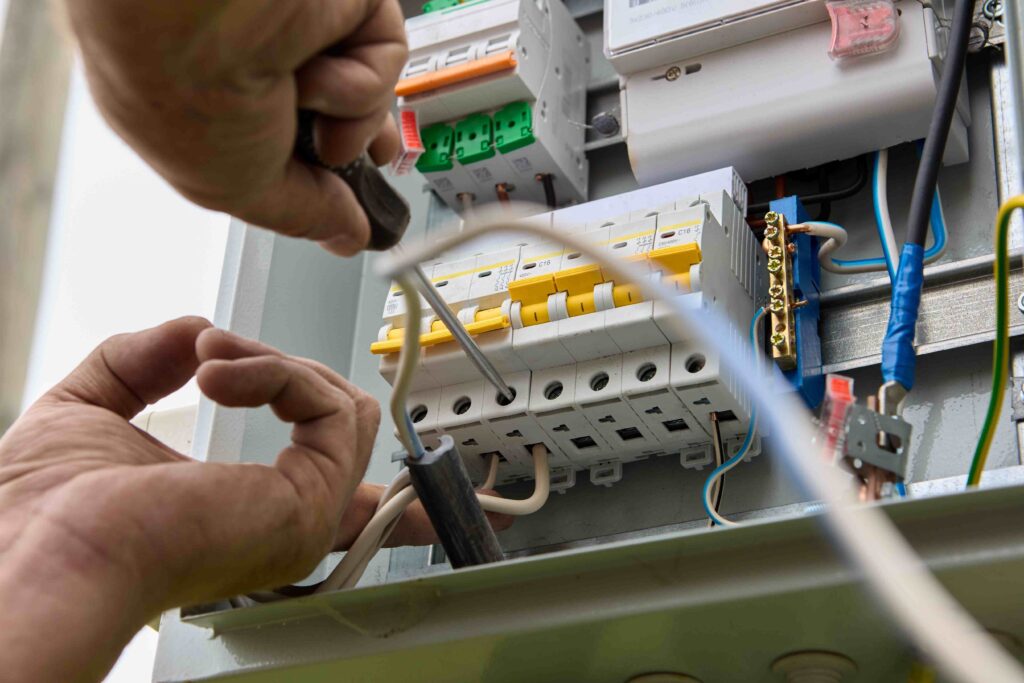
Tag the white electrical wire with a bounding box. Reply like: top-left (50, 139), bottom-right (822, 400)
top-left (390, 275), bottom-right (424, 459)
top-left (318, 444), bottom-right (550, 592)
top-left (377, 202), bottom-right (1024, 683)
top-left (480, 453), bottom-right (500, 491)
top-left (876, 147), bottom-right (901, 265)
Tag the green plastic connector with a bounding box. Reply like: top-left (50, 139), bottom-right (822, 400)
top-left (416, 123), bottom-right (455, 173)
top-left (494, 101), bottom-right (535, 154)
top-left (422, 0), bottom-right (459, 13)
top-left (454, 113), bottom-right (495, 165)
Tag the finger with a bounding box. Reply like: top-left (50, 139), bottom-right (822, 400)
top-left (314, 108), bottom-right (390, 168)
top-left (295, 46), bottom-right (405, 120)
top-left (46, 317), bottom-right (211, 418)
top-left (273, 0), bottom-right (407, 70)
top-left (368, 114), bottom-right (401, 166)
top-left (238, 158), bottom-right (371, 256)
top-left (196, 339), bottom-right (380, 478)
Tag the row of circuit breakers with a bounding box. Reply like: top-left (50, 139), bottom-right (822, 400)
top-left (373, 170), bottom-right (766, 489)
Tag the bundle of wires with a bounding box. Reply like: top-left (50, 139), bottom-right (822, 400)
top-left (819, 148), bottom-right (947, 278)
top-left (879, 0), bottom-right (974, 393)
top-left (314, 275), bottom-right (552, 592)
top-left (702, 306), bottom-right (764, 526)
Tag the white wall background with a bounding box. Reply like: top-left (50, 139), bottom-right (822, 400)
top-left (22, 64), bottom-right (230, 682)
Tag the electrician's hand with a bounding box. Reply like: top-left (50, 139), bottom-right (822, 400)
top-left (63, 0), bottom-right (408, 256)
top-left (0, 318), bottom-right (453, 683)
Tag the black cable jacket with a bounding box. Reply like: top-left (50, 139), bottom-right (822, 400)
top-left (538, 173), bottom-right (557, 209)
top-left (747, 155), bottom-right (868, 214)
top-left (905, 0), bottom-right (974, 246)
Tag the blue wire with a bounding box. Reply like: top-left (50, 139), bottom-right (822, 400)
top-left (702, 307), bottom-right (763, 526)
top-left (828, 147), bottom-right (947, 277)
top-left (404, 412), bottom-right (427, 460)
top-left (895, 481), bottom-right (907, 498)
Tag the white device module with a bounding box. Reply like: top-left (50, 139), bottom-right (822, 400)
top-left (607, 0), bottom-right (970, 184)
top-left (371, 168), bottom-right (762, 489)
top-left (397, 0), bottom-right (590, 211)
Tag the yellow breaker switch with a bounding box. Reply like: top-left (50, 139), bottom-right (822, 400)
top-left (464, 307), bottom-right (510, 335)
top-left (509, 273), bottom-right (557, 326)
top-left (649, 243), bottom-right (702, 292)
top-left (554, 264), bottom-right (604, 317)
top-left (370, 327), bottom-right (406, 355)
top-left (418, 308), bottom-right (511, 348)
top-left (609, 253), bottom-right (649, 308)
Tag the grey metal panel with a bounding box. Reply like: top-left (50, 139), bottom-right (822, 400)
top-left (156, 482), bottom-right (1024, 682)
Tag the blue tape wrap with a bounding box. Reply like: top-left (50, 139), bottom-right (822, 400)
top-left (881, 243), bottom-right (925, 389)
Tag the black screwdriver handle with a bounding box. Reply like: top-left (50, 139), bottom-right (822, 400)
top-left (295, 109), bottom-right (411, 251)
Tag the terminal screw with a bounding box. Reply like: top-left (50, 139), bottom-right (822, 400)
top-left (765, 211), bottom-right (780, 225)
top-left (767, 259), bottom-right (782, 273)
top-left (769, 284), bottom-right (784, 298)
top-left (764, 225), bottom-right (780, 240)
top-left (771, 333), bottom-right (786, 348)
top-left (770, 298), bottom-right (785, 313)
top-left (768, 246), bottom-right (783, 259)
top-left (665, 66), bottom-right (681, 81)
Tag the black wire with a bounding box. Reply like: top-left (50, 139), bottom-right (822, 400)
top-left (710, 414), bottom-right (726, 513)
top-left (906, 0), bottom-right (973, 246)
top-left (815, 163), bottom-right (832, 222)
top-left (537, 173), bottom-right (557, 208)
top-left (747, 155), bottom-right (868, 214)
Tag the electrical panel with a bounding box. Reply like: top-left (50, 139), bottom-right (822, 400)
top-left (608, 0), bottom-right (970, 183)
top-left (372, 168), bottom-right (763, 488)
top-left (397, 0), bottom-right (590, 210)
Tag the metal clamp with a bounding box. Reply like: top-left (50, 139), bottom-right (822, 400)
top-left (843, 404), bottom-right (912, 477)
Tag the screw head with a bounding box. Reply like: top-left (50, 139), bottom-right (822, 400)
top-left (771, 333), bottom-right (786, 348)
top-left (767, 259), bottom-right (782, 273)
top-left (770, 298), bottom-right (785, 313)
top-left (769, 246), bottom-right (783, 259)
top-left (764, 211), bottom-right (780, 225)
top-left (665, 66), bottom-right (681, 81)
top-left (764, 225), bottom-right (780, 240)
top-left (769, 284), bottom-right (784, 298)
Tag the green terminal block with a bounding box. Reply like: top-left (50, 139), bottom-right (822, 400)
top-left (422, 0), bottom-right (459, 13)
top-left (454, 113), bottom-right (495, 165)
top-left (416, 123), bottom-right (455, 173)
top-left (494, 101), bottom-right (535, 154)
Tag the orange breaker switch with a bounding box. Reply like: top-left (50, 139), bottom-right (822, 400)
top-left (509, 273), bottom-right (557, 327)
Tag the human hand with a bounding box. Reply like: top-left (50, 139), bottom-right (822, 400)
top-left (0, 317), bottom-right (451, 682)
top-left (63, 0), bottom-right (408, 256)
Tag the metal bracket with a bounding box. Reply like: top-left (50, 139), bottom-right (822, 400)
top-left (844, 404), bottom-right (912, 477)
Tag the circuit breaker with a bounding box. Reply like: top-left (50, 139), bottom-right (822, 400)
top-left (397, 0), bottom-right (590, 210)
top-left (372, 168), bottom-right (762, 488)
top-left (607, 0), bottom-right (970, 183)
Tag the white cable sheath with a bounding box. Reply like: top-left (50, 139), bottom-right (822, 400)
top-left (377, 202), bottom-right (1024, 683)
top-left (876, 148), bottom-right (900, 264)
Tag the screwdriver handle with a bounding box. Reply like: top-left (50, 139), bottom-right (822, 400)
top-left (295, 110), bottom-right (411, 251)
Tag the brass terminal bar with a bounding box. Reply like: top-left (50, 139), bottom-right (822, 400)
top-left (763, 211), bottom-right (797, 371)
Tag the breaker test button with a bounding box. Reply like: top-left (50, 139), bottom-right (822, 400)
top-left (825, 0), bottom-right (900, 60)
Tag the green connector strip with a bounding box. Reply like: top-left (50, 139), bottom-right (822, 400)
top-left (416, 123), bottom-right (455, 173)
top-left (422, 0), bottom-right (459, 13)
top-left (454, 113), bottom-right (495, 165)
top-left (494, 101), bottom-right (535, 154)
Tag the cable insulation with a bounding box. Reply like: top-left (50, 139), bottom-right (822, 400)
top-left (966, 197), bottom-right (1023, 487)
